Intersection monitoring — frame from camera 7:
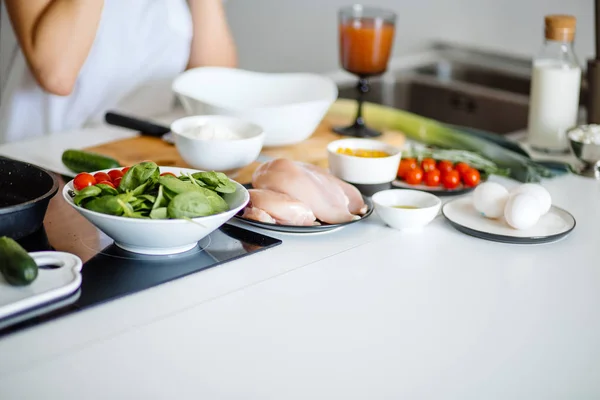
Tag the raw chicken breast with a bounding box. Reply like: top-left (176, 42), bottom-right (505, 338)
top-left (298, 162), bottom-right (367, 215)
top-left (252, 158), bottom-right (360, 224)
top-left (243, 189), bottom-right (317, 226)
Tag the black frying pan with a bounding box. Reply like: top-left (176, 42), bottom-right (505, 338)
top-left (0, 157), bottom-right (59, 239)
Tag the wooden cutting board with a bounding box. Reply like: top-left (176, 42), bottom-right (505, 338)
top-left (83, 112), bottom-right (406, 184)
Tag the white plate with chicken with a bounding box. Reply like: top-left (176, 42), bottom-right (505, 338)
top-left (234, 159), bottom-right (373, 233)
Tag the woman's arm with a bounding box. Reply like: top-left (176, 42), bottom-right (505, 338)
top-left (4, 0), bottom-right (104, 96)
top-left (186, 0), bottom-right (237, 69)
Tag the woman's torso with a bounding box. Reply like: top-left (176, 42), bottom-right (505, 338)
top-left (0, 0), bottom-right (192, 143)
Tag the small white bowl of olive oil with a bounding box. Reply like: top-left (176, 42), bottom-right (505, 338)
top-left (372, 189), bottom-right (441, 231)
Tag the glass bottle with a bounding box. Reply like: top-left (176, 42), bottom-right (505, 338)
top-left (527, 15), bottom-right (581, 153)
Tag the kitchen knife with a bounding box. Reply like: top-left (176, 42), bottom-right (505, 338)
top-left (104, 111), bottom-right (174, 144)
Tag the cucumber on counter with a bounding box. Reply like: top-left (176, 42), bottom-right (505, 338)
top-left (0, 237), bottom-right (38, 286)
top-left (62, 149), bottom-right (121, 173)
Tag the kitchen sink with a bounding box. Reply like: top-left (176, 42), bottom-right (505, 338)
top-left (337, 44), bottom-right (587, 135)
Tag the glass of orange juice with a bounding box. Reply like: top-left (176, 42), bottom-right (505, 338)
top-left (334, 5), bottom-right (396, 138)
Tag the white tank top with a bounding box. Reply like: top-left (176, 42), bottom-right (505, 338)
top-left (0, 0), bottom-right (192, 143)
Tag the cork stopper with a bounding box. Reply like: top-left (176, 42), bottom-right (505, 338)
top-left (544, 15), bottom-right (576, 42)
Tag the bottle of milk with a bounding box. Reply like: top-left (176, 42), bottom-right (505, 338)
top-left (527, 15), bottom-right (581, 153)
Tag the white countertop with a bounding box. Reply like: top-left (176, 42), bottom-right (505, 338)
top-left (1, 122), bottom-right (599, 399)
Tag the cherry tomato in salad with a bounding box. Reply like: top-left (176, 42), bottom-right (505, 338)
top-left (160, 172), bottom-right (177, 177)
top-left (424, 169), bottom-right (441, 187)
top-left (405, 167), bottom-right (424, 185)
top-left (73, 173), bottom-right (96, 191)
top-left (454, 162), bottom-right (471, 175)
top-left (113, 177), bottom-right (122, 188)
top-left (442, 170), bottom-right (460, 189)
top-left (437, 160), bottom-right (454, 175)
top-left (121, 166), bottom-right (130, 174)
top-left (461, 168), bottom-right (481, 187)
top-left (93, 172), bottom-right (111, 183)
top-left (97, 180), bottom-right (115, 188)
top-left (421, 158), bottom-right (437, 172)
top-left (107, 169), bottom-right (123, 181)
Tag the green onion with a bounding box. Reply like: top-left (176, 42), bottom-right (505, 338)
top-left (329, 99), bottom-right (557, 182)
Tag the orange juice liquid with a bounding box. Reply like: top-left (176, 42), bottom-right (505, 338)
top-left (339, 19), bottom-right (395, 76)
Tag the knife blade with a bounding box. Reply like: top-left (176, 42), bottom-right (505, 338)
top-left (105, 111), bottom-right (174, 144)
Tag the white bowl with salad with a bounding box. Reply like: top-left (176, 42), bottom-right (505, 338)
top-left (62, 162), bottom-right (249, 255)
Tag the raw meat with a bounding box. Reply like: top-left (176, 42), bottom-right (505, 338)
top-left (252, 158), bottom-right (360, 224)
top-left (298, 162), bottom-right (367, 215)
top-left (242, 189), bottom-right (317, 226)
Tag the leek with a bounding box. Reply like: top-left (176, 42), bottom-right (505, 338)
top-left (328, 99), bottom-right (557, 182)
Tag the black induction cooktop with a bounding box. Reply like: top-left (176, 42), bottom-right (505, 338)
top-left (0, 224), bottom-right (281, 336)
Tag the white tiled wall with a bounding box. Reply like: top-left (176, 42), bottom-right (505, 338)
top-left (224, 0), bottom-right (593, 73)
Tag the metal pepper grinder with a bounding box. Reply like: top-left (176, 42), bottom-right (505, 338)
top-left (587, 0), bottom-right (600, 123)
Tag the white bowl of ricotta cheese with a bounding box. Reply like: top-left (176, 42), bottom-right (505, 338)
top-left (171, 115), bottom-right (265, 171)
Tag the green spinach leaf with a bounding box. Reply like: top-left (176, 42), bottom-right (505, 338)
top-left (168, 191), bottom-right (216, 218)
top-left (84, 195), bottom-right (124, 216)
top-left (95, 183), bottom-right (118, 196)
top-left (73, 185), bottom-right (101, 206)
top-left (191, 171), bottom-right (236, 194)
top-left (158, 175), bottom-right (200, 195)
top-left (152, 185), bottom-right (167, 210)
top-left (150, 207), bottom-right (168, 219)
top-left (119, 161), bottom-right (160, 192)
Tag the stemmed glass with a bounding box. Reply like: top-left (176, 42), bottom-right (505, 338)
top-left (333, 5), bottom-right (396, 138)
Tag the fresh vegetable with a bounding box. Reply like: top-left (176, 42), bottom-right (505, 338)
top-left (121, 167), bottom-right (131, 174)
top-left (0, 237), bottom-right (38, 286)
top-left (98, 180), bottom-right (115, 188)
top-left (454, 162), bottom-right (471, 175)
top-left (421, 158), bottom-right (436, 172)
top-left (405, 167), bottom-right (423, 185)
top-left (93, 172), bottom-right (111, 183)
top-left (424, 169), bottom-right (441, 187)
top-left (108, 169), bottom-right (123, 181)
top-left (442, 170), bottom-right (461, 189)
top-left (69, 161), bottom-right (235, 220)
top-left (73, 173), bottom-right (96, 191)
top-left (397, 158), bottom-right (417, 179)
top-left (462, 168), bottom-right (481, 187)
top-left (328, 99), bottom-right (556, 182)
top-left (62, 149), bottom-right (121, 173)
top-left (437, 160), bottom-right (454, 175)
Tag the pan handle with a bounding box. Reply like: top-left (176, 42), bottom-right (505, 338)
top-left (105, 111), bottom-right (170, 137)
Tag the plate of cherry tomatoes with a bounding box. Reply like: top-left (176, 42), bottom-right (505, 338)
top-left (392, 157), bottom-right (485, 195)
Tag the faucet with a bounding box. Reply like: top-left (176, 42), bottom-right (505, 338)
top-left (587, 0), bottom-right (600, 123)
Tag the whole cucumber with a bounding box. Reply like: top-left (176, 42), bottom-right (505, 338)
top-left (62, 149), bottom-right (121, 173)
top-left (0, 237), bottom-right (38, 286)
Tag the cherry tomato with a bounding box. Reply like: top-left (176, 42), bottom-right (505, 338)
top-left (405, 167), bottom-right (424, 185)
top-left (397, 158), bottom-right (417, 179)
top-left (442, 170), bottom-right (460, 189)
top-left (73, 173), bottom-right (96, 191)
top-left (113, 177), bottom-right (122, 188)
top-left (93, 172), bottom-right (111, 183)
top-left (107, 169), bottom-right (123, 181)
top-left (421, 158), bottom-right (437, 172)
top-left (461, 168), bottom-right (481, 187)
top-left (97, 180), bottom-right (115, 188)
top-left (437, 160), bottom-right (454, 175)
top-left (455, 162), bottom-right (471, 175)
top-left (121, 167), bottom-right (130, 174)
top-left (160, 172), bottom-right (177, 177)
top-left (424, 169), bottom-right (441, 187)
